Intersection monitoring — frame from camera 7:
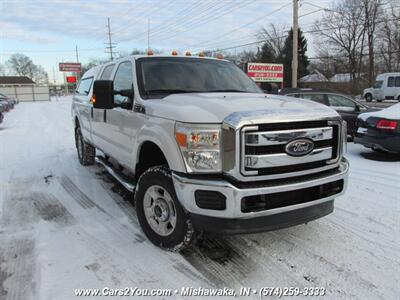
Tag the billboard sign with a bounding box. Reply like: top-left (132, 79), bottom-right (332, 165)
top-left (247, 63), bottom-right (283, 82)
top-left (59, 62), bottom-right (81, 72)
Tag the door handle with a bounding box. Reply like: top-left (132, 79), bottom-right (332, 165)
top-left (103, 109), bottom-right (107, 122)
top-left (91, 107), bottom-right (93, 118)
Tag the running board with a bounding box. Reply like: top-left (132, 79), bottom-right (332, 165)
top-left (95, 156), bottom-right (136, 192)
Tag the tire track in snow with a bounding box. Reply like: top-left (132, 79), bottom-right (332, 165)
top-left (59, 175), bottom-right (111, 216)
top-left (1, 238), bottom-right (36, 300)
top-left (59, 175), bottom-right (146, 244)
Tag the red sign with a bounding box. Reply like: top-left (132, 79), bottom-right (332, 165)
top-left (247, 63), bottom-right (284, 82)
top-left (66, 76), bottom-right (77, 83)
top-left (59, 62), bottom-right (81, 72)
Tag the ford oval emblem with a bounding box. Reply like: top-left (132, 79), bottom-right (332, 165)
top-left (285, 139), bottom-right (314, 157)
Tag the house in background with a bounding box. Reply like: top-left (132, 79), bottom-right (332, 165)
top-left (0, 76), bottom-right (50, 101)
top-left (300, 70), bottom-right (328, 83)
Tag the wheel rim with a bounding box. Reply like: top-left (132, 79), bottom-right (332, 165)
top-left (143, 185), bottom-right (177, 236)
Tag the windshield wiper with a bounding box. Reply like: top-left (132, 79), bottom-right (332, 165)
top-left (205, 89), bottom-right (248, 93)
top-left (145, 89), bottom-right (201, 95)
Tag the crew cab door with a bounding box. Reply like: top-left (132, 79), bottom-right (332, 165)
top-left (91, 63), bottom-right (115, 151)
top-left (74, 77), bottom-right (94, 142)
top-left (102, 61), bottom-right (139, 168)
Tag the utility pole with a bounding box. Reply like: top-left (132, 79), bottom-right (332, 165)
top-left (292, 0), bottom-right (299, 88)
top-left (147, 19), bottom-right (150, 52)
top-left (105, 17), bottom-right (116, 60)
top-left (75, 45), bottom-right (80, 82)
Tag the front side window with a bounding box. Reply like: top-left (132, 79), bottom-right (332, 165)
top-left (373, 80), bottom-right (383, 88)
top-left (387, 77), bottom-right (395, 87)
top-left (100, 64), bottom-right (115, 80)
top-left (136, 57), bottom-right (261, 99)
top-left (76, 77), bottom-right (93, 95)
top-left (327, 94), bottom-right (356, 112)
top-left (113, 61), bottom-right (133, 107)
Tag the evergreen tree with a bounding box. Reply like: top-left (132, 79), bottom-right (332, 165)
top-left (278, 28), bottom-right (310, 87)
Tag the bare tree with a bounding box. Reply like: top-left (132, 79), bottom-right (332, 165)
top-left (363, 0), bottom-right (383, 85)
top-left (257, 23), bottom-right (287, 59)
top-left (7, 53), bottom-right (48, 84)
top-left (377, 4), bottom-right (400, 72)
top-left (313, 0), bottom-right (366, 88)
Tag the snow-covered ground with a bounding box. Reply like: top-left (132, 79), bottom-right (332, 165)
top-left (0, 97), bottom-right (399, 300)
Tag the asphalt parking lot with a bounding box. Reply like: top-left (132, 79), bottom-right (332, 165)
top-left (0, 97), bottom-right (399, 300)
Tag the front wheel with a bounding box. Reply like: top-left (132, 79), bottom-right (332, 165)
top-left (365, 93), bottom-right (373, 102)
top-left (135, 166), bottom-right (195, 251)
top-left (75, 126), bottom-right (95, 165)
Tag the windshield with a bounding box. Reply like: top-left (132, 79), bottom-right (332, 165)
top-left (373, 80), bottom-right (383, 88)
top-left (136, 57), bottom-right (261, 98)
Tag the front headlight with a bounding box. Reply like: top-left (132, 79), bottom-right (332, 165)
top-left (175, 122), bottom-right (221, 173)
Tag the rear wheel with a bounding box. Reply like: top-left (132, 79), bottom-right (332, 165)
top-left (75, 126), bottom-right (95, 165)
top-left (135, 166), bottom-right (195, 251)
top-left (365, 93), bottom-right (373, 102)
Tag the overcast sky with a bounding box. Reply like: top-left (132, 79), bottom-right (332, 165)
top-left (0, 0), bottom-right (331, 84)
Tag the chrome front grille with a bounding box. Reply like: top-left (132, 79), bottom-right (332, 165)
top-left (240, 121), bottom-right (341, 178)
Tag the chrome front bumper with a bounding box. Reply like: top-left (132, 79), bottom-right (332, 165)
top-left (172, 158), bottom-right (349, 219)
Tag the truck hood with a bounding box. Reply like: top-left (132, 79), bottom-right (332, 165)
top-left (144, 93), bottom-right (340, 125)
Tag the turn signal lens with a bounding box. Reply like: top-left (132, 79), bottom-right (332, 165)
top-left (91, 95), bottom-right (96, 103)
top-left (376, 119), bottom-right (397, 130)
top-left (175, 132), bottom-right (187, 147)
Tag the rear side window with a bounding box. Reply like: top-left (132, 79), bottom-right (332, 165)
top-left (387, 77), bottom-right (395, 87)
top-left (300, 93), bottom-right (328, 105)
top-left (100, 64), bottom-right (115, 80)
top-left (327, 94), bottom-right (356, 111)
top-left (395, 76), bottom-right (400, 87)
top-left (76, 77), bottom-right (93, 95)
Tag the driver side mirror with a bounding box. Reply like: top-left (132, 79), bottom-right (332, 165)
top-left (93, 80), bottom-right (114, 109)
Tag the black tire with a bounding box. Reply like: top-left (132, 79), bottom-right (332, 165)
top-left (135, 165), bottom-right (195, 251)
top-left (75, 126), bottom-right (95, 165)
top-left (397, 96), bottom-right (400, 102)
top-left (365, 93), bottom-right (373, 102)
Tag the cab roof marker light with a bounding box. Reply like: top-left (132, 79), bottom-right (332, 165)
top-left (185, 51), bottom-right (191, 56)
top-left (216, 53), bottom-right (224, 59)
top-left (172, 50), bottom-right (178, 56)
top-left (147, 50), bottom-right (154, 55)
top-left (198, 52), bottom-right (205, 57)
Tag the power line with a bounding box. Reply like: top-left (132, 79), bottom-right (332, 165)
top-left (153, 0), bottom-right (257, 44)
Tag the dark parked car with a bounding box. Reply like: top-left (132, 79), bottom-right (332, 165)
top-left (280, 88), bottom-right (377, 137)
top-left (0, 93), bottom-right (15, 109)
top-left (0, 111), bottom-right (3, 124)
top-left (0, 100), bottom-right (10, 112)
top-left (354, 103), bottom-right (400, 154)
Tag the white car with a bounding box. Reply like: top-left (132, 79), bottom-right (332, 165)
top-left (363, 73), bottom-right (400, 102)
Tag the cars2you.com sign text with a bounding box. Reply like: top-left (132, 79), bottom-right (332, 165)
top-left (247, 63), bottom-right (284, 82)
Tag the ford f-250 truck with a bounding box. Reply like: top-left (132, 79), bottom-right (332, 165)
top-left (72, 54), bottom-right (349, 251)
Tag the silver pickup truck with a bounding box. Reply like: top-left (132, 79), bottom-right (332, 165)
top-left (72, 54), bottom-right (349, 251)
